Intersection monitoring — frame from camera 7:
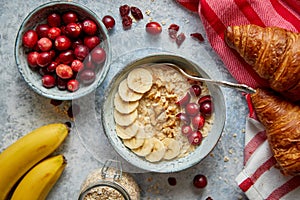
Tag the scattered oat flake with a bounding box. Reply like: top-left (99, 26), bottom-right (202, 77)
top-left (242, 128), bottom-right (246, 133)
top-left (224, 156), bottom-right (230, 162)
top-left (161, 21), bottom-right (166, 25)
top-left (233, 133), bottom-right (237, 137)
top-left (145, 9), bottom-right (151, 16)
top-left (228, 148), bottom-right (234, 154)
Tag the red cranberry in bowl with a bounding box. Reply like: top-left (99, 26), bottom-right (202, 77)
top-left (42, 75), bottom-right (56, 88)
top-left (22, 30), bottom-right (38, 48)
top-left (181, 125), bottom-right (193, 135)
top-left (190, 84), bottom-right (202, 96)
top-left (82, 19), bottom-right (97, 35)
top-left (35, 24), bottom-right (50, 38)
top-left (83, 36), bottom-right (100, 50)
top-left (37, 37), bottom-right (52, 52)
top-left (56, 64), bottom-right (73, 79)
top-left (65, 22), bottom-right (82, 38)
top-left (57, 77), bottom-right (68, 90)
top-left (185, 102), bottom-right (200, 116)
top-left (36, 51), bottom-right (52, 67)
top-left (47, 12), bottom-right (61, 27)
top-left (192, 114), bottom-right (205, 130)
top-left (71, 59), bottom-right (84, 72)
top-left (62, 11), bottom-right (78, 24)
top-left (67, 79), bottom-right (80, 92)
top-left (55, 35), bottom-right (71, 51)
top-left (188, 131), bottom-right (203, 145)
top-left (74, 44), bottom-right (89, 61)
top-left (47, 61), bottom-right (58, 73)
top-left (79, 69), bottom-right (95, 85)
top-left (58, 50), bottom-right (74, 64)
top-left (176, 92), bottom-right (191, 107)
top-left (27, 51), bottom-right (39, 68)
top-left (47, 27), bottom-right (61, 40)
top-left (91, 46), bottom-right (106, 64)
top-left (176, 113), bottom-right (190, 125)
top-left (83, 54), bottom-right (96, 70)
top-left (200, 101), bottom-right (213, 116)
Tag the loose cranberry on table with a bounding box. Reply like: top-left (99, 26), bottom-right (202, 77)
top-left (193, 174), bottom-right (207, 188)
top-left (22, 30), bottom-right (38, 48)
top-left (102, 15), bottom-right (115, 30)
top-left (190, 33), bottom-right (205, 42)
top-left (146, 22), bottom-right (162, 35)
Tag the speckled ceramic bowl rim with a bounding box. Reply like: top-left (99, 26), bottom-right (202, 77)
top-left (14, 1), bottom-right (111, 100)
top-left (101, 53), bottom-right (226, 173)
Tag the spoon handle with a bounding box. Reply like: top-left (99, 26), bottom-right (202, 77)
top-left (165, 63), bottom-right (256, 93)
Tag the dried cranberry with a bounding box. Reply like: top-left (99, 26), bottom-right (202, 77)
top-left (176, 32), bottom-right (186, 47)
top-left (131, 7), bottom-right (143, 20)
top-left (168, 24), bottom-right (179, 39)
top-left (119, 4), bottom-right (130, 17)
top-left (190, 33), bottom-right (204, 42)
top-left (122, 15), bottom-right (132, 30)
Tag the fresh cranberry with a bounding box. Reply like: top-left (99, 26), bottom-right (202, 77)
top-left (37, 37), bottom-right (52, 52)
top-left (190, 33), bottom-right (205, 42)
top-left (65, 22), bottom-right (82, 38)
top-left (82, 19), bottom-right (97, 35)
top-left (176, 113), bottom-right (190, 125)
top-left (193, 174), bottom-right (207, 188)
top-left (58, 50), bottom-right (74, 64)
top-left (47, 13), bottom-right (61, 27)
top-left (83, 36), bottom-right (100, 50)
top-left (176, 32), bottom-right (186, 47)
top-left (131, 7), bottom-right (143, 20)
top-left (168, 24), bottom-right (179, 39)
top-left (181, 125), bottom-right (193, 135)
top-left (198, 95), bottom-right (211, 105)
top-left (176, 92), bottom-right (191, 107)
top-left (27, 51), bottom-right (39, 68)
top-left (72, 38), bottom-right (83, 49)
top-left (74, 44), bottom-right (89, 61)
top-left (122, 15), bottom-right (132, 30)
top-left (119, 4), bottom-right (130, 17)
top-left (62, 11), bottom-right (78, 24)
top-left (57, 77), bottom-right (68, 90)
top-left (190, 85), bottom-right (202, 96)
top-left (167, 177), bottom-right (177, 186)
top-left (192, 114), bottom-right (205, 130)
top-left (49, 50), bottom-right (56, 59)
top-left (22, 30), bottom-right (38, 48)
top-left (47, 61), bottom-right (58, 72)
top-left (56, 64), bottom-right (73, 79)
top-left (188, 131), bottom-right (203, 145)
top-left (37, 51), bottom-right (52, 67)
top-left (200, 101), bottom-right (212, 116)
top-left (83, 54), bottom-right (96, 70)
top-left (71, 59), bottom-right (84, 72)
top-left (102, 15), bottom-right (116, 30)
top-left (35, 24), bottom-right (50, 38)
top-left (67, 79), bottom-right (79, 92)
top-left (54, 35), bottom-right (71, 51)
top-left (146, 22), bottom-right (162, 35)
top-left (79, 69), bottom-right (95, 85)
top-left (91, 46), bottom-right (106, 64)
top-left (42, 75), bottom-right (56, 88)
top-left (185, 102), bottom-right (200, 116)
top-left (47, 27), bottom-right (61, 40)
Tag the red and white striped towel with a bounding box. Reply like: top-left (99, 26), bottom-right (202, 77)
top-left (176, 0), bottom-right (300, 199)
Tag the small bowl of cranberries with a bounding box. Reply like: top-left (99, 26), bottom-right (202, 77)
top-left (14, 1), bottom-right (111, 100)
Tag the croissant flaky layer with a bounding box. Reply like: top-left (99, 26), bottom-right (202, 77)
top-left (251, 88), bottom-right (300, 176)
top-left (225, 24), bottom-right (300, 102)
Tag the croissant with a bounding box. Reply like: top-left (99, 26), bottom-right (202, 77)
top-left (225, 24), bottom-right (300, 102)
top-left (251, 88), bottom-right (300, 176)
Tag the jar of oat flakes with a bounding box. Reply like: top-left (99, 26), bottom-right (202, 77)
top-left (78, 160), bottom-right (140, 200)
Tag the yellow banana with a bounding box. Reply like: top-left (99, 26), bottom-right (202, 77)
top-left (0, 123), bottom-right (69, 200)
top-left (11, 154), bottom-right (67, 200)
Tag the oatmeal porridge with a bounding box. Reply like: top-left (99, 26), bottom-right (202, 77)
top-left (113, 63), bottom-right (214, 162)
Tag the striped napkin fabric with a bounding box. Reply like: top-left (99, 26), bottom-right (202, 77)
top-left (176, 0), bottom-right (300, 199)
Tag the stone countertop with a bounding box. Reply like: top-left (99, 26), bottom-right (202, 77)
top-left (0, 0), bottom-right (249, 199)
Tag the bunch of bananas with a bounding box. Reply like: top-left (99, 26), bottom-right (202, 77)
top-left (0, 123), bottom-right (69, 200)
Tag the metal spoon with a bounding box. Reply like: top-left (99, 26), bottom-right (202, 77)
top-left (162, 63), bottom-right (256, 93)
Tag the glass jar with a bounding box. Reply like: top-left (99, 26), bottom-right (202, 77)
top-left (78, 160), bottom-right (140, 200)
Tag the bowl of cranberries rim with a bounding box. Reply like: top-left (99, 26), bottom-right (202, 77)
top-left (14, 1), bottom-right (111, 100)
top-left (101, 53), bottom-right (226, 172)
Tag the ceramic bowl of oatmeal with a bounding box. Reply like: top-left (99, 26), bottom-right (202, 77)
top-left (102, 54), bottom-right (226, 173)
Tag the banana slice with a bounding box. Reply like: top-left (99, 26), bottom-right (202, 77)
top-left (115, 122), bottom-right (139, 139)
top-left (135, 124), bottom-right (154, 139)
top-left (118, 79), bottom-right (143, 102)
top-left (145, 138), bottom-right (166, 162)
top-left (114, 92), bottom-right (139, 114)
top-left (127, 68), bottom-right (153, 94)
top-left (123, 137), bottom-right (145, 149)
top-left (132, 138), bottom-right (155, 156)
top-left (114, 109), bottom-right (137, 127)
top-left (162, 138), bottom-right (181, 160)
